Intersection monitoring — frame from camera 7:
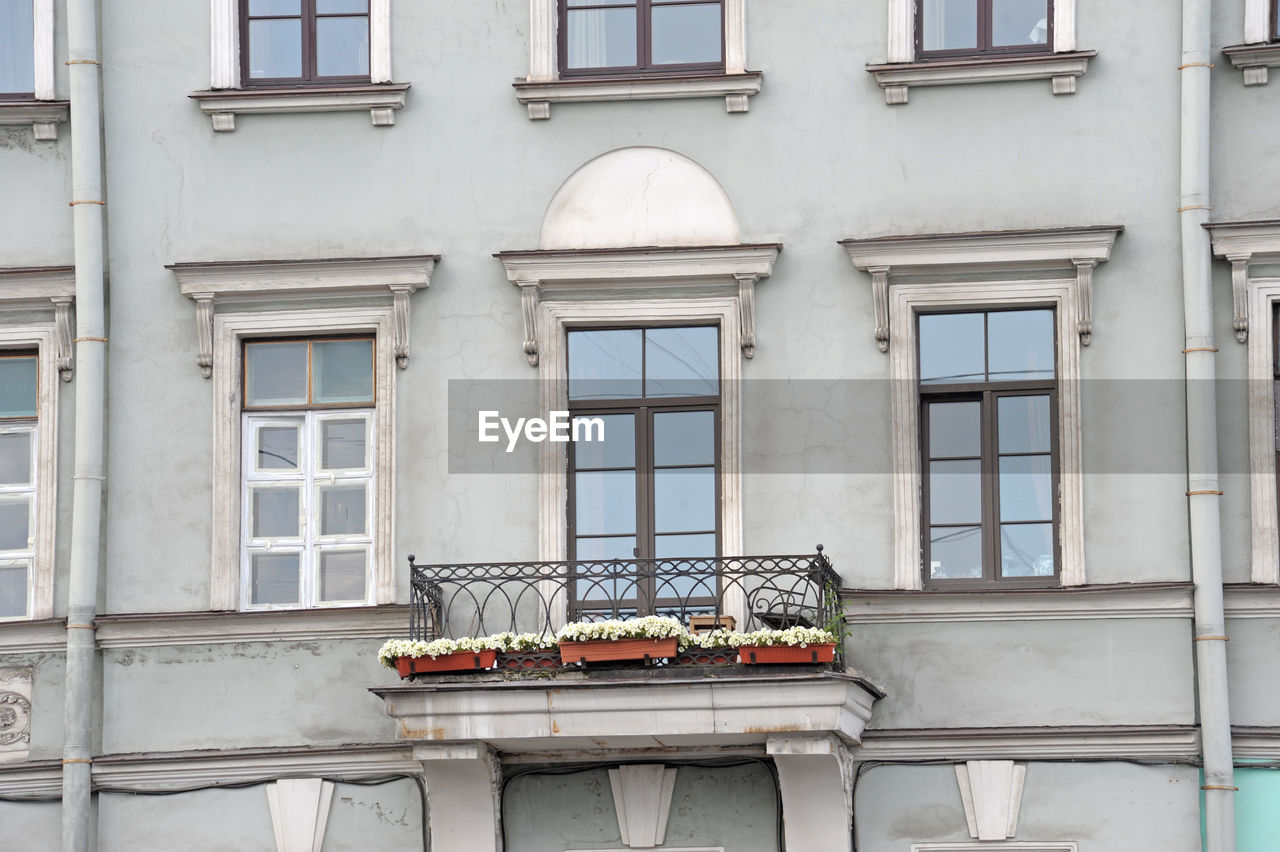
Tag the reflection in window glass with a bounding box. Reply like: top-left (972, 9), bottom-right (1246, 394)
top-left (1001, 523), bottom-right (1054, 576)
top-left (653, 468), bottom-right (716, 533)
top-left (651, 3), bottom-right (722, 65)
top-left (0, 563), bottom-right (28, 618)
top-left (920, 313), bottom-right (984, 384)
top-left (0, 0), bottom-right (35, 94)
top-left (930, 526), bottom-right (982, 579)
top-left (245, 342), bottom-right (308, 407)
top-left (316, 16), bottom-right (369, 77)
top-left (320, 419), bottom-right (367, 470)
top-left (569, 329), bottom-right (643, 400)
top-left (653, 411), bottom-right (715, 466)
top-left (997, 395), bottom-right (1051, 453)
top-left (645, 327), bottom-right (719, 397)
top-left (0, 432), bottom-right (31, 486)
top-left (992, 0), bottom-right (1049, 45)
top-left (0, 356), bottom-right (38, 419)
top-left (572, 414), bottom-right (634, 470)
top-left (575, 470), bottom-right (637, 536)
top-left (927, 402), bottom-right (980, 458)
top-left (248, 18), bottom-right (303, 79)
top-left (988, 310), bottom-right (1054, 380)
top-left (313, 339), bottom-right (374, 404)
top-left (257, 426), bottom-right (299, 471)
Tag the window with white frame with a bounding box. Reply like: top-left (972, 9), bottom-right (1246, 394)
top-left (241, 336), bottom-right (376, 609)
top-left (0, 0), bottom-right (62, 139)
top-left (0, 0), bottom-right (35, 99)
top-left (0, 351), bottom-right (38, 619)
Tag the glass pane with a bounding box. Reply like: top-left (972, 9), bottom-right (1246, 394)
top-left (654, 532), bottom-right (716, 559)
top-left (0, 499), bottom-right (29, 550)
top-left (568, 329), bottom-right (642, 400)
top-left (574, 470), bottom-right (636, 535)
top-left (0, 356), bottom-right (37, 418)
top-left (565, 8), bottom-right (638, 69)
top-left (998, 395), bottom-right (1051, 453)
top-left (320, 485), bottom-right (367, 535)
top-left (248, 18), bottom-right (302, 79)
top-left (653, 411), bottom-right (715, 467)
top-left (245, 342), bottom-right (308, 406)
top-left (320, 419), bottom-right (367, 470)
top-left (998, 455), bottom-right (1053, 522)
top-left (645, 327), bottom-right (719, 398)
top-left (317, 16), bottom-right (370, 77)
top-left (929, 526), bottom-right (982, 579)
top-left (318, 550), bottom-right (366, 602)
top-left (317, 0), bottom-right (367, 12)
top-left (655, 533), bottom-right (717, 600)
top-left (927, 401), bottom-right (980, 459)
top-left (312, 340), bottom-right (374, 405)
top-left (250, 553), bottom-right (299, 605)
top-left (988, 310), bottom-right (1055, 380)
top-left (0, 562), bottom-right (27, 618)
top-left (574, 536), bottom-right (636, 562)
top-left (251, 488), bottom-right (300, 538)
top-left (929, 459), bottom-right (981, 524)
top-left (992, 0), bottom-right (1049, 46)
top-left (571, 414), bottom-right (634, 469)
top-left (248, 0), bottom-right (300, 14)
top-left (257, 426), bottom-right (299, 470)
top-left (573, 539), bottom-right (636, 602)
top-left (653, 467), bottom-right (715, 533)
top-left (0, 432), bottom-right (32, 485)
top-left (0, 0), bottom-right (35, 94)
top-left (919, 313), bottom-right (984, 384)
top-left (1001, 523), bottom-right (1054, 577)
top-left (922, 0), bottom-right (977, 51)
top-left (651, 3), bottom-right (722, 65)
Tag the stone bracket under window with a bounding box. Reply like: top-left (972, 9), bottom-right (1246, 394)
top-left (513, 72), bottom-right (763, 120)
top-left (866, 51), bottom-right (1096, 105)
top-left (187, 84), bottom-right (410, 132)
top-left (167, 255), bottom-right (438, 377)
top-left (1223, 43), bottom-right (1280, 86)
top-left (495, 244), bottom-right (779, 365)
top-left (0, 101), bottom-right (69, 141)
top-left (0, 266), bottom-right (75, 381)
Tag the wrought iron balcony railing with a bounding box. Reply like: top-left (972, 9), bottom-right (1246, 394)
top-left (408, 546), bottom-right (844, 665)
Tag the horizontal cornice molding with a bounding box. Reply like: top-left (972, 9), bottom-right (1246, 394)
top-left (496, 244), bottom-right (779, 289)
top-left (188, 83), bottom-right (410, 131)
top-left (0, 265), bottom-right (75, 303)
top-left (840, 226), bottom-right (1122, 274)
top-left (167, 255), bottom-right (437, 299)
top-left (0, 760), bottom-right (60, 798)
top-left (95, 605), bottom-right (411, 649)
top-left (513, 71), bottom-right (763, 119)
top-left (843, 582), bottom-right (1194, 624)
top-left (0, 100), bottom-right (68, 140)
top-left (1232, 727), bottom-right (1280, 758)
top-left (856, 725), bottom-right (1199, 762)
top-left (0, 618), bottom-right (65, 655)
top-left (866, 51), bottom-right (1096, 104)
top-left (1206, 219), bottom-right (1280, 259)
top-left (1224, 584), bottom-right (1280, 618)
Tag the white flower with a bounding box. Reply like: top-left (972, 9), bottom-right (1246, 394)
top-left (555, 615), bottom-right (686, 643)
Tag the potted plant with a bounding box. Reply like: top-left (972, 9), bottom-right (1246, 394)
top-left (556, 616), bottom-right (685, 664)
top-left (735, 626), bottom-right (838, 665)
top-left (675, 627), bottom-right (741, 666)
top-left (378, 637), bottom-right (500, 678)
top-left (491, 632), bottom-right (561, 671)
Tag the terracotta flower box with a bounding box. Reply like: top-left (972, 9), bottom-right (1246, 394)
top-left (558, 637), bottom-right (679, 665)
top-left (738, 643), bottom-right (836, 665)
top-left (393, 649), bottom-right (497, 678)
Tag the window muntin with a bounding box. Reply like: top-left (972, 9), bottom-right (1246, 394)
top-left (917, 0), bottom-right (1052, 57)
top-left (0, 0), bottom-right (34, 99)
top-left (241, 0), bottom-right (370, 85)
top-left (560, 0), bottom-right (725, 76)
top-left (241, 338), bottom-right (374, 609)
top-left (567, 326), bottom-right (720, 618)
top-left (919, 310), bottom-right (1058, 587)
top-left (0, 352), bottom-right (37, 619)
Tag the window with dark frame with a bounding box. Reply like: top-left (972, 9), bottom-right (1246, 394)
top-left (241, 336), bottom-right (376, 610)
top-left (0, 0), bottom-right (35, 99)
top-left (566, 326), bottom-right (721, 620)
top-left (919, 309), bottom-right (1059, 587)
top-left (0, 351), bottom-right (38, 619)
top-left (916, 0), bottom-right (1053, 58)
top-left (1274, 0), bottom-right (1280, 41)
top-left (241, 0), bottom-right (370, 85)
top-left (559, 0), bottom-right (725, 76)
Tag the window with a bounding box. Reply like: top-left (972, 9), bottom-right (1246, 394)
top-left (559, 0), bottom-right (724, 76)
top-left (0, 0), bottom-right (34, 99)
top-left (241, 337), bottom-right (376, 609)
top-left (0, 351), bottom-right (38, 619)
top-left (917, 0), bottom-right (1052, 57)
top-left (920, 310), bottom-right (1058, 587)
top-left (241, 0), bottom-right (370, 85)
top-left (566, 326), bottom-right (721, 618)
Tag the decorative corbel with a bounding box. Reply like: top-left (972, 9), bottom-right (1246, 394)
top-left (193, 293), bottom-right (215, 378)
top-left (390, 284), bottom-right (414, 369)
top-left (1228, 254), bottom-right (1251, 343)
top-left (1073, 259), bottom-right (1096, 345)
top-left (955, 760), bottom-right (1027, 841)
top-left (868, 266), bottom-right (890, 353)
top-left (735, 272), bottom-right (758, 358)
top-left (51, 297), bottom-right (73, 381)
top-left (518, 280), bottom-right (540, 367)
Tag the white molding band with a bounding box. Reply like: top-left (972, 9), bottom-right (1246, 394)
top-left (1207, 221), bottom-right (1280, 583)
top-left (520, 0), bottom-right (756, 118)
top-left (1232, 727), bottom-right (1280, 759)
top-left (1224, 585), bottom-right (1280, 618)
top-left (94, 605), bottom-right (410, 649)
top-left (913, 844), bottom-right (1077, 852)
top-left (842, 227), bottom-right (1121, 589)
top-left (0, 101), bottom-right (69, 141)
top-left (0, 618), bottom-right (65, 654)
top-left (1245, 0), bottom-right (1272, 45)
top-left (91, 744), bottom-right (419, 790)
top-left (844, 582), bottom-right (1195, 624)
top-left (856, 725), bottom-right (1200, 762)
top-left (169, 254), bottom-right (436, 377)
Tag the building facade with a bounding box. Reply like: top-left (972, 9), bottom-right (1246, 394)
top-left (0, 0), bottom-right (1278, 849)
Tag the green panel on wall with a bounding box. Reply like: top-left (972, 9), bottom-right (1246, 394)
top-left (1235, 766), bottom-right (1280, 851)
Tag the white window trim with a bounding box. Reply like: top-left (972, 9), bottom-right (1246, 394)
top-left (210, 308), bottom-right (397, 612)
top-left (518, 0), bottom-right (758, 119)
top-left (870, 0), bottom-right (1090, 104)
top-left (0, 0), bottom-right (64, 141)
top-left (197, 0), bottom-right (402, 131)
top-left (842, 226), bottom-right (1122, 590)
top-left (1207, 220), bottom-right (1280, 584)
top-left (1224, 0), bottom-right (1280, 85)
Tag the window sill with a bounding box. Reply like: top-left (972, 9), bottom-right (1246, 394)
top-left (843, 582), bottom-right (1194, 624)
top-left (187, 82), bottom-right (410, 132)
top-left (1223, 42), bottom-right (1280, 86)
top-left (0, 100), bottom-right (68, 141)
top-left (512, 71), bottom-right (762, 120)
top-left (865, 50), bottom-right (1096, 105)
top-left (94, 604), bottom-right (411, 649)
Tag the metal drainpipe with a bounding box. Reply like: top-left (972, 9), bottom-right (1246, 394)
top-left (1180, 1), bottom-right (1236, 849)
top-left (61, 0), bottom-right (106, 847)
